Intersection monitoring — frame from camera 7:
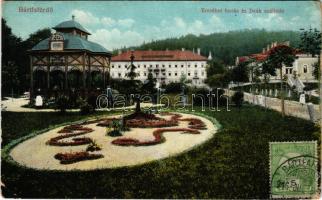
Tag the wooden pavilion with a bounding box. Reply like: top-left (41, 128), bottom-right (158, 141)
top-left (29, 16), bottom-right (112, 100)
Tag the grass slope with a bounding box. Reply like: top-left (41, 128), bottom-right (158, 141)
top-left (1, 106), bottom-right (320, 198)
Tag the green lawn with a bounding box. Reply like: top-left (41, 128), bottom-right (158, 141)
top-left (1, 106), bottom-right (320, 198)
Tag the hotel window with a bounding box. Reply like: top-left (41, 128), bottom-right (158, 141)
top-left (168, 72), bottom-right (171, 76)
top-left (188, 64), bottom-right (190, 68)
top-left (181, 71), bottom-right (184, 75)
top-left (169, 64), bottom-right (171, 68)
top-left (144, 73), bottom-right (147, 76)
top-left (303, 65), bottom-right (308, 73)
top-left (138, 64), bottom-right (140, 68)
top-left (175, 72), bottom-right (178, 76)
top-left (156, 64), bottom-right (159, 68)
top-left (201, 64), bottom-right (204, 68)
top-left (144, 65), bottom-right (146, 68)
top-left (195, 64), bottom-right (198, 68)
top-left (175, 65), bottom-right (178, 68)
top-left (118, 73), bottom-right (121, 77)
top-left (162, 73), bottom-right (166, 76)
top-left (162, 65), bottom-right (165, 68)
top-left (150, 65), bottom-right (152, 68)
top-left (181, 65), bottom-right (184, 68)
top-left (188, 72), bottom-right (191, 76)
top-left (118, 65), bottom-right (121, 68)
top-left (201, 71), bottom-right (204, 76)
top-left (125, 65), bottom-right (127, 68)
top-left (112, 65), bottom-right (115, 68)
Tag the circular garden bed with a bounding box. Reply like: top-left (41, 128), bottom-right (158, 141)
top-left (7, 112), bottom-right (219, 170)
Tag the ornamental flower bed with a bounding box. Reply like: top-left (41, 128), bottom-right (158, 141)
top-left (96, 118), bottom-right (120, 127)
top-left (54, 151), bottom-right (104, 164)
top-left (180, 118), bottom-right (207, 130)
top-left (57, 124), bottom-right (93, 134)
top-left (112, 128), bottom-right (200, 146)
top-left (47, 124), bottom-right (94, 146)
top-left (125, 118), bottom-right (178, 128)
top-left (111, 112), bottom-right (207, 146)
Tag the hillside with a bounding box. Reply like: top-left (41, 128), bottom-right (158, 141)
top-left (129, 29), bottom-right (301, 65)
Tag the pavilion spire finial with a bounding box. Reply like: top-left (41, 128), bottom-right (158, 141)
top-left (72, 15), bottom-right (75, 21)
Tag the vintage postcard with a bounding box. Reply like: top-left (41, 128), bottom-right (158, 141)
top-left (1, 0), bottom-right (321, 199)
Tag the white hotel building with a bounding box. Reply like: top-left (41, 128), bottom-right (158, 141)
top-left (110, 49), bottom-right (210, 87)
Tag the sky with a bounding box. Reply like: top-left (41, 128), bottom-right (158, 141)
top-left (2, 1), bottom-right (321, 51)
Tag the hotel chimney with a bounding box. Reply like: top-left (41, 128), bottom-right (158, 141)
top-left (197, 48), bottom-right (201, 55)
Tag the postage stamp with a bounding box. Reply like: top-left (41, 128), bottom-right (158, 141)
top-left (270, 141), bottom-right (319, 198)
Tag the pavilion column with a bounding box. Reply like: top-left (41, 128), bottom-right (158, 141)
top-left (82, 53), bottom-right (86, 89)
top-left (47, 56), bottom-right (50, 91)
top-left (65, 55), bottom-right (68, 90)
top-left (88, 55), bottom-right (92, 88)
top-left (29, 55), bottom-right (33, 102)
top-left (103, 64), bottom-right (106, 89)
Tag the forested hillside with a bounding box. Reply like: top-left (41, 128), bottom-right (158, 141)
top-left (130, 29), bottom-right (301, 65)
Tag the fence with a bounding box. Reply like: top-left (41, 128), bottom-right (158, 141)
top-left (225, 89), bottom-right (320, 122)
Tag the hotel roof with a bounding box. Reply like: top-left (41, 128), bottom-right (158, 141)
top-left (112, 50), bottom-right (208, 62)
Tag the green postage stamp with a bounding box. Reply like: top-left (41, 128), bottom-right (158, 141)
top-left (270, 141), bottom-right (319, 198)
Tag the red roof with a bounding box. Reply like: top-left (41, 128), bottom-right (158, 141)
top-left (111, 50), bottom-right (208, 62)
top-left (238, 44), bottom-right (298, 63)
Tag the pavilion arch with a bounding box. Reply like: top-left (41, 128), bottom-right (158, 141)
top-left (68, 68), bottom-right (83, 89)
top-left (33, 67), bottom-right (47, 93)
top-left (90, 66), bottom-right (104, 89)
top-left (50, 69), bottom-right (65, 90)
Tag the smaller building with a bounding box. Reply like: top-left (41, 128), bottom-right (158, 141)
top-left (236, 41), bottom-right (318, 84)
top-left (110, 49), bottom-right (209, 87)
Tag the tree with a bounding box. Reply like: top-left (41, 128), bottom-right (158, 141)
top-left (266, 45), bottom-right (297, 116)
top-left (205, 73), bottom-right (231, 89)
top-left (299, 28), bottom-right (321, 57)
top-left (231, 61), bottom-right (249, 87)
top-left (206, 60), bottom-right (226, 76)
top-left (242, 58), bottom-right (259, 94)
top-left (2, 18), bottom-right (51, 95)
top-left (2, 61), bottom-right (20, 95)
top-left (299, 28), bottom-right (321, 82)
top-left (313, 61), bottom-right (320, 80)
top-left (141, 72), bottom-right (157, 95)
top-left (125, 51), bottom-right (141, 112)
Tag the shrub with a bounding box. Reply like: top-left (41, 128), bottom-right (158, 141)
top-left (87, 92), bottom-right (98, 110)
top-left (86, 141), bottom-right (102, 152)
top-left (232, 91), bottom-right (244, 108)
top-left (79, 99), bottom-right (94, 115)
top-left (164, 82), bottom-right (182, 93)
top-left (55, 95), bottom-right (69, 113)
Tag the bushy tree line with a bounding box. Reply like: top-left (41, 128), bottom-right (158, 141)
top-left (2, 18), bottom-right (51, 96)
top-left (133, 29), bottom-right (301, 65)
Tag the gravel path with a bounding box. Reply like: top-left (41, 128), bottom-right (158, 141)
top-left (1, 97), bottom-right (162, 112)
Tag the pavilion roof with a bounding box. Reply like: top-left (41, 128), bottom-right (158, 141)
top-left (31, 33), bottom-right (111, 54)
top-left (53, 20), bottom-right (91, 35)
